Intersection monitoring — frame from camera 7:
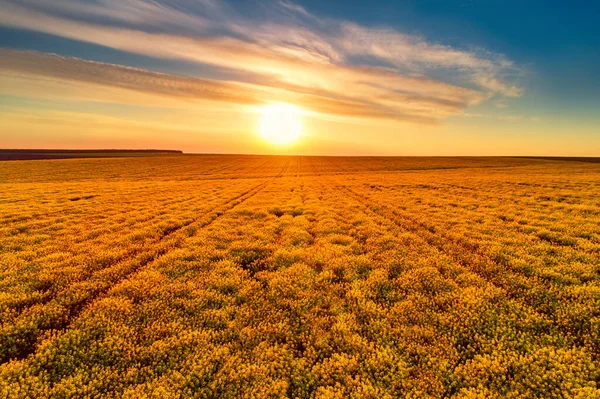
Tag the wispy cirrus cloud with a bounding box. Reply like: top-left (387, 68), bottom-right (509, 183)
top-left (0, 49), bottom-right (264, 105)
top-left (0, 0), bottom-right (524, 124)
top-left (0, 49), bottom-right (443, 124)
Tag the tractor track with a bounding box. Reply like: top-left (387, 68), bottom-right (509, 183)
top-left (0, 163), bottom-right (290, 364)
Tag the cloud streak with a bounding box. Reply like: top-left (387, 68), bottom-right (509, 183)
top-left (0, 49), bottom-right (439, 124)
top-left (0, 50), bottom-right (263, 105)
top-left (0, 0), bottom-right (524, 124)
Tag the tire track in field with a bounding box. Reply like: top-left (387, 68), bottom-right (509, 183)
top-left (362, 181), bottom-right (598, 247)
top-left (321, 176), bottom-right (599, 370)
top-left (4, 183), bottom-right (252, 317)
top-left (325, 175), bottom-right (524, 290)
top-left (10, 192), bottom-right (201, 246)
top-left (3, 181), bottom-right (222, 250)
top-left (2, 184), bottom-right (223, 314)
top-left (0, 166), bottom-right (289, 364)
top-left (101, 172), bottom-right (319, 399)
top-left (42, 161), bottom-right (291, 342)
top-left (313, 175), bottom-right (548, 398)
top-left (65, 177), bottom-right (270, 307)
top-left (327, 175), bottom-right (559, 317)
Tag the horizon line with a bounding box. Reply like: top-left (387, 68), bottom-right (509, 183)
top-left (1, 149), bottom-right (599, 159)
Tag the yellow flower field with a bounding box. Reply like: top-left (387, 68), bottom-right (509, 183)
top-left (0, 155), bottom-right (598, 398)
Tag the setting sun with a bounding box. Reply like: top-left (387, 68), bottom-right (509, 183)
top-left (259, 103), bottom-right (303, 145)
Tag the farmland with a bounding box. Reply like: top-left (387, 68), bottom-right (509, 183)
top-left (0, 155), bottom-right (599, 398)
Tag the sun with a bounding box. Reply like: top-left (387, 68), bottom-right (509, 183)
top-left (259, 103), bottom-right (303, 145)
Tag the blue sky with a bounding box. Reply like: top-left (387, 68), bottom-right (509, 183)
top-left (0, 0), bottom-right (598, 155)
top-left (303, 0), bottom-right (600, 110)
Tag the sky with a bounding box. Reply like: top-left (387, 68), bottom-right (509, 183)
top-left (0, 0), bottom-right (598, 155)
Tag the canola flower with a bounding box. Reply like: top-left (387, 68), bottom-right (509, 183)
top-left (0, 156), bottom-right (599, 398)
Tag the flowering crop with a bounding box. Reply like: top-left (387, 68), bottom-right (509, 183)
top-left (0, 156), bottom-right (598, 398)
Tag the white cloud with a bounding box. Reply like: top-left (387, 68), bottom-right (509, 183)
top-left (0, 0), bottom-right (525, 124)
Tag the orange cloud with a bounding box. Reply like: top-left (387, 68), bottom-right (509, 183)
top-left (0, 0), bottom-right (524, 124)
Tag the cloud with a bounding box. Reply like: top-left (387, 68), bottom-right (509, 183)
top-left (0, 49), bottom-right (441, 123)
top-left (497, 115), bottom-right (523, 121)
top-left (0, 49), bottom-right (264, 105)
top-left (0, 0), bottom-right (524, 124)
top-left (278, 0), bottom-right (312, 17)
top-left (497, 115), bottom-right (540, 122)
top-left (336, 23), bottom-right (523, 97)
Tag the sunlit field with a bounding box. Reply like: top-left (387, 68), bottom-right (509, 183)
top-left (1, 155), bottom-right (599, 398)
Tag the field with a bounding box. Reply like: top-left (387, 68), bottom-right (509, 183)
top-left (1, 155), bottom-right (599, 398)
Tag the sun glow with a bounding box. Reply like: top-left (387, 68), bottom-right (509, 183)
top-left (259, 103), bottom-right (303, 145)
